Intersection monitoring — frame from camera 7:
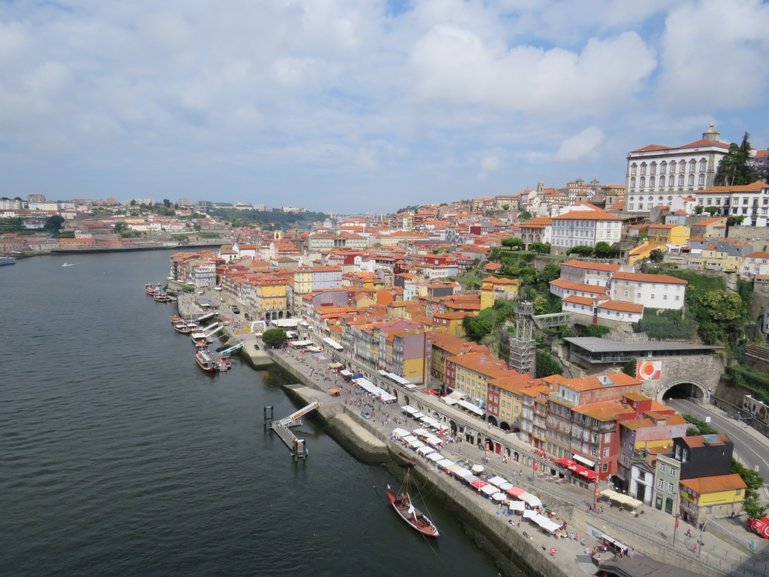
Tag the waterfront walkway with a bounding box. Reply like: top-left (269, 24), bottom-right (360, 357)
top-left (269, 342), bottom-right (769, 577)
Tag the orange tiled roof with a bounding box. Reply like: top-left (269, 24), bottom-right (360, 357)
top-left (611, 272), bottom-right (687, 285)
top-left (549, 279), bottom-right (607, 294)
top-left (680, 474), bottom-right (746, 495)
top-left (561, 260), bottom-right (620, 273)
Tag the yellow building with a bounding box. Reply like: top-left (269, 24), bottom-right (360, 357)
top-left (679, 473), bottom-right (746, 524)
top-left (687, 249), bottom-right (743, 273)
top-left (627, 242), bottom-right (666, 266)
top-left (432, 311), bottom-right (469, 337)
top-left (647, 224), bottom-right (690, 246)
top-left (250, 274), bottom-right (289, 320)
top-left (480, 276), bottom-right (520, 310)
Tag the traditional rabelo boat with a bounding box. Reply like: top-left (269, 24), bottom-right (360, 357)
top-left (195, 350), bottom-right (217, 373)
top-left (385, 470), bottom-right (439, 538)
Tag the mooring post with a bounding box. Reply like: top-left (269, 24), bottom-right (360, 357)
top-left (264, 405), bottom-right (274, 430)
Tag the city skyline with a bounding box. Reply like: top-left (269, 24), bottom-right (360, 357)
top-left (1, 0), bottom-right (768, 213)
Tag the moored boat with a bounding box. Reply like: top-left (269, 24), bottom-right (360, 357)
top-left (385, 470), bottom-right (439, 538)
top-left (195, 350), bottom-right (217, 373)
top-left (216, 358), bottom-right (232, 371)
top-left (145, 283), bottom-right (162, 296)
top-left (0, 256), bottom-right (16, 266)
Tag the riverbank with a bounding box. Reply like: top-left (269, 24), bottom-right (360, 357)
top-left (268, 351), bottom-right (574, 577)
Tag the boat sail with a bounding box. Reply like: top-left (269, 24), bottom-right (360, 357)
top-left (385, 469), bottom-right (439, 538)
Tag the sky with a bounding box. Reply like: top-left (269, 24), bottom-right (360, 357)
top-left (1, 0), bottom-right (769, 214)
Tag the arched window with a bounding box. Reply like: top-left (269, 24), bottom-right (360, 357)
top-left (659, 175), bottom-right (666, 188)
top-left (679, 160), bottom-right (686, 174)
top-left (699, 158), bottom-right (707, 172)
top-left (650, 176), bottom-right (655, 188)
top-left (630, 163), bottom-right (637, 176)
top-left (640, 176), bottom-right (646, 189)
top-left (688, 174), bottom-right (694, 187)
top-left (689, 159), bottom-right (696, 173)
top-left (640, 162), bottom-right (647, 176)
top-left (630, 177), bottom-right (636, 189)
top-left (650, 162), bottom-right (657, 175)
top-left (669, 162), bottom-right (676, 174)
top-left (660, 161), bottom-right (667, 174)
top-left (698, 173), bottom-right (705, 187)
top-left (678, 174), bottom-right (684, 187)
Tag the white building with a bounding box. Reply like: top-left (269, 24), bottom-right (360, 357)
top-left (559, 260), bottom-right (620, 287)
top-left (626, 125), bottom-right (730, 213)
top-left (608, 272), bottom-right (687, 311)
top-left (562, 295), bottom-right (644, 324)
top-left (551, 205), bottom-right (622, 252)
top-left (695, 181), bottom-right (769, 227)
top-left (741, 251), bottom-right (769, 278)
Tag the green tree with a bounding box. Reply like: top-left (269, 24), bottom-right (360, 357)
top-left (528, 242), bottom-right (551, 254)
top-left (163, 198), bottom-right (172, 208)
top-left (593, 242), bottom-right (619, 259)
top-left (585, 324), bottom-right (610, 337)
top-left (463, 314), bottom-right (493, 343)
top-left (114, 222), bottom-right (129, 234)
top-left (518, 211), bottom-right (533, 221)
top-left (695, 289), bottom-right (746, 345)
top-left (733, 460), bottom-right (766, 518)
top-left (704, 206), bottom-right (720, 215)
top-left (538, 264), bottom-right (561, 286)
top-left (727, 215), bottom-right (745, 227)
top-left (649, 249), bottom-right (665, 263)
top-left (262, 327), bottom-right (288, 348)
top-left (501, 237), bottom-right (525, 250)
top-left (693, 205), bottom-right (704, 215)
top-left (567, 245), bottom-right (593, 257)
top-left (44, 214), bottom-right (65, 233)
top-left (715, 132), bottom-right (757, 186)
top-left (535, 350), bottom-right (562, 378)
top-left (621, 359), bottom-right (637, 378)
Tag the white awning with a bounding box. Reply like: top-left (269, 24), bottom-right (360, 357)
top-left (487, 476), bottom-right (509, 488)
top-left (401, 405), bottom-right (418, 415)
top-left (508, 500), bottom-right (525, 512)
top-left (391, 428), bottom-right (410, 439)
top-left (323, 337), bottom-right (344, 351)
top-left (519, 492), bottom-right (543, 508)
top-left (481, 485), bottom-right (498, 497)
top-left (426, 452), bottom-right (443, 463)
top-left (411, 412), bottom-right (424, 419)
top-left (416, 445), bottom-right (434, 456)
top-left (573, 454), bottom-right (596, 468)
top-left (413, 428), bottom-right (430, 437)
top-left (456, 399), bottom-right (484, 416)
top-left (492, 492), bottom-right (507, 502)
top-left (437, 459), bottom-right (455, 470)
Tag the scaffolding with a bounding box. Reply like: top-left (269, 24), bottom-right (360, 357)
top-left (508, 302), bottom-right (536, 375)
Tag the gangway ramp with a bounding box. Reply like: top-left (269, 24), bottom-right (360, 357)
top-left (267, 400), bottom-right (320, 460)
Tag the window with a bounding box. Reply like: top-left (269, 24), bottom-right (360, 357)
top-left (678, 174), bottom-right (684, 187)
top-left (660, 175), bottom-right (666, 188)
top-left (668, 482), bottom-right (674, 492)
top-left (640, 162), bottom-right (647, 176)
top-left (631, 163), bottom-right (637, 176)
top-left (698, 173), bottom-right (705, 187)
top-left (688, 174), bottom-right (694, 187)
top-left (659, 464), bottom-right (666, 473)
top-left (603, 447), bottom-right (610, 457)
top-left (657, 479), bottom-right (664, 488)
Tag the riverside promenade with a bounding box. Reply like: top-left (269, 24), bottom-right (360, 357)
top-left (265, 341), bottom-right (769, 577)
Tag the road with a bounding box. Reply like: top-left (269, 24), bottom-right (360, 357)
top-left (667, 399), bottom-right (769, 498)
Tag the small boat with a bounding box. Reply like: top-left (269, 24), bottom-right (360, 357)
top-left (174, 322), bottom-right (196, 334)
top-left (145, 283), bottom-right (162, 296)
top-left (170, 315), bottom-right (183, 325)
top-left (0, 256), bottom-right (17, 266)
top-left (61, 262), bottom-right (75, 267)
top-left (195, 350), bottom-right (217, 373)
top-left (216, 358), bottom-right (232, 371)
top-left (386, 470), bottom-right (439, 538)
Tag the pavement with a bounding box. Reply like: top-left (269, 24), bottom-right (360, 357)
top-left (268, 342), bottom-right (769, 577)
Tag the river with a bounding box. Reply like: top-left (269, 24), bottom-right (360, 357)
top-left (0, 251), bottom-right (501, 577)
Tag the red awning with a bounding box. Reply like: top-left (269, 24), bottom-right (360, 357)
top-left (471, 479), bottom-right (488, 489)
top-left (506, 486), bottom-right (525, 497)
top-left (554, 457), bottom-right (576, 467)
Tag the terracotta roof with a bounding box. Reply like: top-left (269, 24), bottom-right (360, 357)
top-left (699, 181), bottom-right (767, 194)
top-left (553, 210), bottom-right (622, 222)
top-left (573, 399), bottom-right (634, 422)
top-left (599, 300), bottom-right (644, 314)
top-left (680, 473), bottom-right (746, 495)
top-left (519, 216), bottom-right (552, 227)
top-left (630, 144), bottom-right (673, 153)
top-left (549, 279), bottom-right (607, 294)
top-left (682, 433), bottom-right (729, 448)
top-left (561, 260), bottom-right (620, 273)
top-left (680, 139), bottom-right (731, 150)
top-left (563, 295), bottom-right (602, 306)
top-left (610, 271), bottom-right (688, 285)
top-left (745, 251), bottom-right (769, 259)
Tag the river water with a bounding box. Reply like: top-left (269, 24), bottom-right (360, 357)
top-left (0, 251), bottom-right (501, 577)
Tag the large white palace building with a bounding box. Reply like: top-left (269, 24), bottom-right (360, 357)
top-left (625, 125), bottom-right (730, 213)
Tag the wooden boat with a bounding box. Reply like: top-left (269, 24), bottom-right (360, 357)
top-left (216, 358), bottom-right (232, 371)
top-left (385, 470), bottom-right (439, 538)
top-left (195, 350), bottom-right (217, 373)
top-left (174, 322), bottom-right (195, 334)
top-left (170, 315), bottom-right (183, 325)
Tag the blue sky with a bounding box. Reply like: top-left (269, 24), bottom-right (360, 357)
top-left (1, 0), bottom-right (768, 213)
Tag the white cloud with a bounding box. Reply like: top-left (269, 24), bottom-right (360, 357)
top-left (555, 126), bottom-right (604, 161)
top-left (659, 0), bottom-right (769, 110)
top-left (409, 27), bottom-right (656, 117)
top-left (479, 155), bottom-right (501, 177)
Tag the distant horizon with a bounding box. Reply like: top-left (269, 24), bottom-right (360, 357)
top-left (2, 1), bottom-right (768, 213)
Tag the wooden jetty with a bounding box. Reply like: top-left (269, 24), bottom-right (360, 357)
top-left (266, 401), bottom-right (319, 460)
